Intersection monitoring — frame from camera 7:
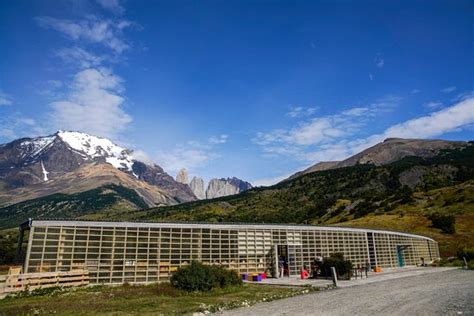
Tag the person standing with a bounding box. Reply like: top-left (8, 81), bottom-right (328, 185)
top-left (278, 256), bottom-right (285, 278)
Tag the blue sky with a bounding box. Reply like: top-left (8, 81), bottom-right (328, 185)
top-left (0, 0), bottom-right (473, 185)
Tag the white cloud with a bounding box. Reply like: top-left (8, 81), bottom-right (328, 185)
top-left (378, 97), bottom-right (474, 140)
top-left (155, 134), bottom-right (229, 173)
top-left (304, 97), bottom-right (474, 163)
top-left (0, 114), bottom-right (46, 141)
top-left (411, 89), bottom-right (420, 94)
top-left (369, 74), bottom-right (374, 81)
top-left (441, 86), bottom-right (456, 93)
top-left (255, 96), bottom-right (474, 167)
top-left (286, 106), bottom-right (318, 118)
top-left (252, 173), bottom-right (293, 187)
top-left (132, 149), bottom-right (155, 165)
top-left (375, 55), bottom-right (384, 68)
top-left (97, 0), bottom-right (124, 15)
top-left (424, 101), bottom-right (443, 109)
top-left (208, 134), bottom-right (228, 144)
top-left (0, 91), bottom-right (13, 106)
top-left (36, 16), bottom-right (131, 53)
top-left (255, 95), bottom-right (400, 147)
top-left (49, 67), bottom-right (132, 139)
top-left (56, 47), bottom-right (106, 68)
top-left (156, 147), bottom-right (219, 174)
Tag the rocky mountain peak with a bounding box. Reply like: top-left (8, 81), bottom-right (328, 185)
top-left (176, 168), bottom-right (189, 184)
top-left (0, 131), bottom-right (197, 206)
top-left (205, 177), bottom-right (252, 199)
top-left (189, 176), bottom-right (206, 199)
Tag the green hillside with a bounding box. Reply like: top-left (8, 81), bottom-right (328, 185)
top-left (121, 144), bottom-right (474, 256)
top-left (0, 184), bottom-right (148, 229)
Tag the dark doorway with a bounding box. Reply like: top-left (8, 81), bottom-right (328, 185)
top-left (276, 244), bottom-right (289, 277)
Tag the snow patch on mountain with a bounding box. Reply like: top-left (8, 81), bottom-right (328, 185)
top-left (19, 136), bottom-right (56, 159)
top-left (57, 131), bottom-right (134, 171)
top-left (41, 161), bottom-right (49, 181)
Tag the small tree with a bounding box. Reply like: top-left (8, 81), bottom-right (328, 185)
top-left (430, 214), bottom-right (456, 234)
top-left (170, 261), bottom-right (242, 292)
top-left (320, 253), bottom-right (353, 279)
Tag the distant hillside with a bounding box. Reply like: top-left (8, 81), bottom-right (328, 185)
top-left (0, 184), bottom-right (148, 229)
top-left (119, 143), bottom-right (474, 256)
top-left (287, 138), bottom-right (467, 180)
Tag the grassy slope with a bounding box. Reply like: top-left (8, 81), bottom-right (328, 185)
top-left (0, 184), bottom-right (148, 229)
top-left (0, 283), bottom-right (313, 315)
top-left (335, 181), bottom-right (474, 256)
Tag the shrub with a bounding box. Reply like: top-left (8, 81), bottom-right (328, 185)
top-left (320, 253), bottom-right (353, 279)
top-left (457, 248), bottom-right (474, 262)
top-left (430, 214), bottom-right (456, 234)
top-left (170, 261), bottom-right (242, 292)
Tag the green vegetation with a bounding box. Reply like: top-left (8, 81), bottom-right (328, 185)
top-left (0, 283), bottom-right (315, 315)
top-left (430, 213), bottom-right (456, 234)
top-left (320, 253), bottom-right (353, 279)
top-left (170, 261), bottom-right (242, 292)
top-left (0, 229), bottom-right (17, 265)
top-left (457, 247), bottom-right (474, 262)
top-left (0, 184), bottom-right (148, 229)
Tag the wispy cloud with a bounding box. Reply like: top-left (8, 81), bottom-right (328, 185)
top-left (254, 96), bottom-right (474, 167)
top-left (97, 0), bottom-right (125, 15)
top-left (208, 134), bottom-right (228, 144)
top-left (255, 95), bottom-right (400, 148)
top-left (56, 47), bottom-right (106, 68)
top-left (36, 16), bottom-right (131, 53)
top-left (306, 97), bottom-right (474, 163)
top-left (49, 67), bottom-right (132, 138)
top-left (35, 1), bottom-right (138, 141)
top-left (411, 89), bottom-right (420, 94)
top-left (375, 55), bottom-right (384, 68)
top-left (441, 86), bottom-right (456, 93)
top-left (156, 147), bottom-right (219, 174)
top-left (0, 91), bottom-right (13, 106)
top-left (423, 101), bottom-right (443, 109)
top-left (155, 134), bottom-right (229, 173)
top-left (252, 173), bottom-right (293, 187)
top-left (286, 106), bottom-right (318, 118)
top-left (0, 113), bottom-right (46, 140)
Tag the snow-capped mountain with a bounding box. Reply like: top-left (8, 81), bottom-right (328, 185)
top-left (0, 131), bottom-right (196, 207)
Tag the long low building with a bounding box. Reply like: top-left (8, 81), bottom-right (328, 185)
top-left (18, 219), bottom-right (440, 284)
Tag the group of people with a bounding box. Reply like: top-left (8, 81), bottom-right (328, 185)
top-left (279, 255), bottom-right (324, 279)
top-left (304, 255), bottom-right (324, 279)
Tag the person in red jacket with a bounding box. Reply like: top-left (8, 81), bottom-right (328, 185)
top-left (300, 266), bottom-right (310, 279)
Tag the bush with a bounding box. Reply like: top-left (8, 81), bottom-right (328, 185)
top-left (457, 248), bottom-right (474, 262)
top-left (320, 253), bottom-right (353, 279)
top-left (430, 214), bottom-right (456, 234)
top-left (170, 261), bottom-right (242, 292)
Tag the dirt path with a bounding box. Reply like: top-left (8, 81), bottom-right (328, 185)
top-left (220, 269), bottom-right (474, 315)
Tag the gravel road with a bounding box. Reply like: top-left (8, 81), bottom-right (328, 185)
top-left (221, 269), bottom-right (474, 316)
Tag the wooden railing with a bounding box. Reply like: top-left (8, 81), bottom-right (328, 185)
top-left (0, 270), bottom-right (89, 295)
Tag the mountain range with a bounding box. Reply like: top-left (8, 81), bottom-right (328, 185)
top-left (0, 131), bottom-right (252, 215)
top-left (175, 168), bottom-right (252, 200)
top-left (0, 134), bottom-right (473, 256)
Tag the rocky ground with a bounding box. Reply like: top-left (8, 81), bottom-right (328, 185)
top-left (220, 268), bottom-right (474, 315)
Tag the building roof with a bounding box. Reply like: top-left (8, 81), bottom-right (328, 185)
top-left (26, 218), bottom-right (437, 242)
